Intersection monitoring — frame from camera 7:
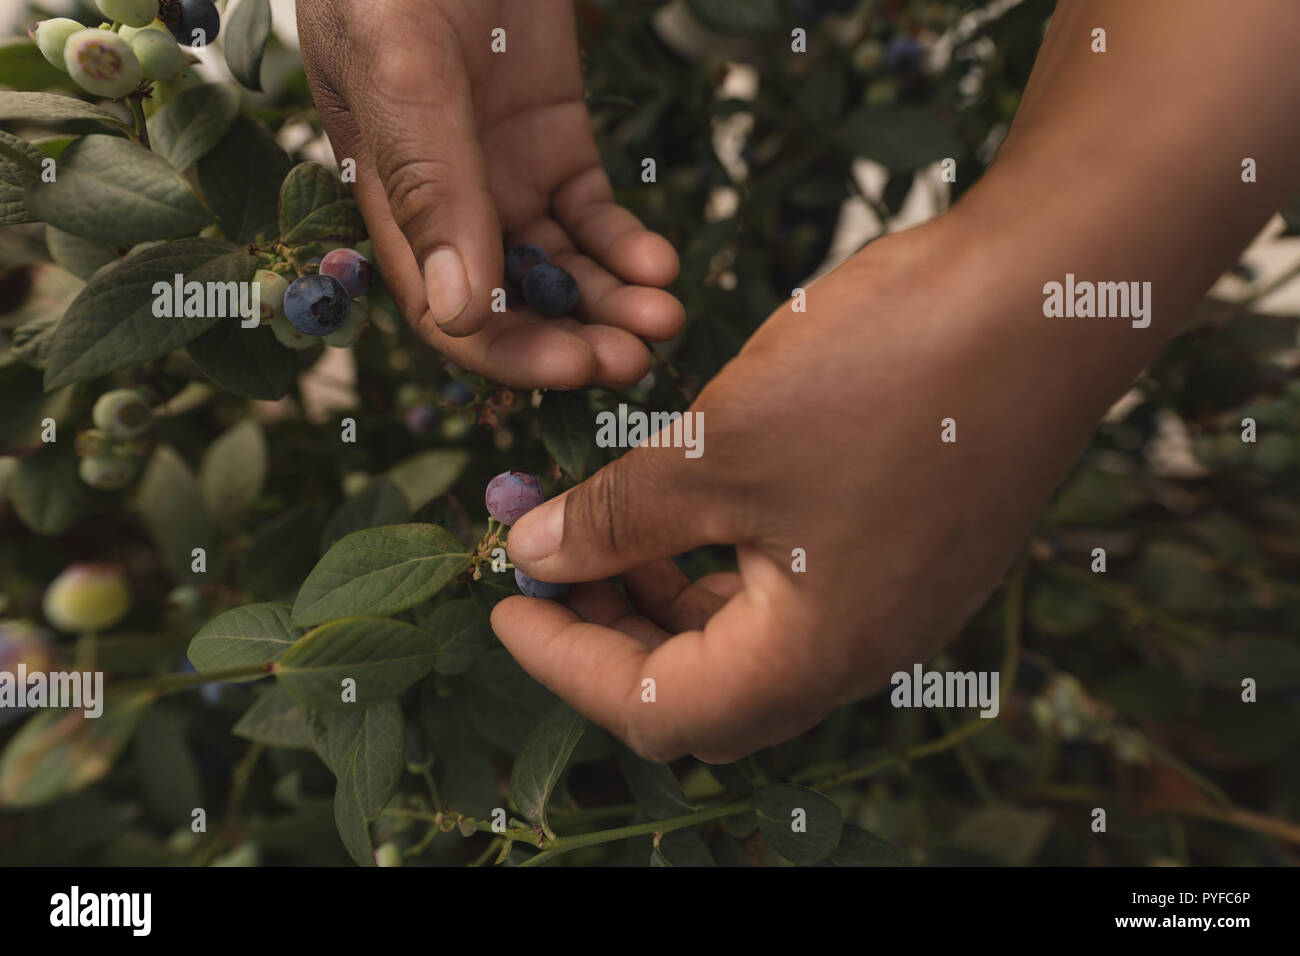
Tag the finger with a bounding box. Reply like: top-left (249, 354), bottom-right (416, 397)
top-left (492, 549), bottom-right (827, 761)
top-left (553, 166), bottom-right (680, 287)
top-left (507, 439), bottom-right (729, 582)
top-left (694, 572), bottom-right (744, 600)
top-left (352, 37), bottom-right (501, 337)
top-left (621, 560), bottom-right (728, 633)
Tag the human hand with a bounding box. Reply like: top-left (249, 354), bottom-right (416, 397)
top-left (296, 0), bottom-right (683, 389)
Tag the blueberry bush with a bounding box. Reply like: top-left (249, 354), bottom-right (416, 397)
top-left (1, 0), bottom-right (1298, 867)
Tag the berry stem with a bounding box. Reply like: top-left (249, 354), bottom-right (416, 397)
top-left (128, 94), bottom-right (152, 150)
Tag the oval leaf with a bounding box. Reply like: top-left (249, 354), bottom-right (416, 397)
top-left (233, 685), bottom-right (312, 749)
top-left (225, 0), bottom-right (273, 92)
top-left (275, 617), bottom-right (438, 710)
top-left (305, 702), bottom-right (403, 818)
top-left (24, 135), bottom-right (210, 246)
top-left (279, 162), bottom-right (365, 244)
top-left (137, 445), bottom-right (220, 582)
top-left (754, 783), bottom-right (844, 865)
top-left (197, 114), bottom-right (290, 243)
top-left (148, 83), bottom-right (242, 171)
top-left (508, 701), bottom-right (588, 836)
top-left (199, 419), bottom-right (267, 528)
top-left (188, 602), bottom-right (297, 678)
top-left (0, 91), bottom-right (129, 130)
top-left (423, 598), bottom-right (495, 676)
top-left (291, 524), bottom-right (470, 627)
top-left (319, 479), bottom-right (411, 556)
top-left (538, 390), bottom-right (593, 479)
top-left (43, 238), bottom-right (260, 390)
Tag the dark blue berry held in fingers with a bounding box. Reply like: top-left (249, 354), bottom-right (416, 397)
top-left (522, 263), bottom-right (579, 317)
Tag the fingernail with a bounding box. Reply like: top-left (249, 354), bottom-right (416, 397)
top-left (508, 499), bottom-right (565, 564)
top-left (424, 247), bottom-right (470, 326)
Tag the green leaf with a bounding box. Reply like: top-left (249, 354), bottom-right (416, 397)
top-left (137, 445), bottom-right (219, 582)
top-left (653, 829), bottom-right (716, 866)
top-left (0, 37), bottom-right (72, 92)
top-left (0, 130), bottom-right (45, 225)
top-left (275, 617), bottom-right (438, 710)
top-left (291, 524), bottom-right (470, 627)
top-left (278, 162), bottom-right (365, 244)
top-left (45, 225), bottom-right (118, 280)
top-left (187, 320), bottom-right (299, 400)
top-left (825, 824), bottom-right (910, 866)
top-left (0, 363), bottom-right (75, 454)
top-left (24, 134), bottom-right (210, 245)
top-left (538, 390), bottom-right (593, 478)
top-left (687, 0), bottom-right (779, 33)
top-left (8, 441), bottom-right (90, 535)
top-left (199, 420), bottom-right (266, 529)
top-left (43, 238), bottom-right (260, 390)
top-left (465, 649), bottom-right (557, 754)
top-left (385, 448), bottom-right (471, 511)
top-left (132, 709), bottom-right (203, 827)
top-left (508, 701), bottom-right (588, 836)
top-left (197, 114), bottom-right (290, 243)
top-left (225, 0), bottom-right (274, 92)
top-left (753, 784), bottom-right (844, 865)
top-left (0, 91), bottom-right (130, 131)
top-left (319, 478), bottom-right (411, 556)
top-left (615, 746), bottom-right (696, 820)
top-left (187, 602), bottom-right (298, 678)
top-left (0, 692), bottom-right (154, 809)
top-left (148, 83), bottom-right (242, 172)
top-left (233, 685), bottom-right (313, 749)
top-left (305, 702), bottom-right (403, 818)
top-left (840, 107), bottom-right (963, 170)
top-left (334, 746), bottom-right (375, 866)
top-left (422, 598), bottom-right (494, 676)
top-left (236, 502), bottom-right (330, 601)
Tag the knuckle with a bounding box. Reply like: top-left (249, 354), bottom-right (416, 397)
top-left (379, 154), bottom-right (459, 225)
top-left (569, 462), bottom-right (631, 557)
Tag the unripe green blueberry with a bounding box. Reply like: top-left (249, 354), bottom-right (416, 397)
top-left (29, 18), bottom-right (84, 73)
top-left (374, 842), bottom-right (403, 867)
top-left (64, 29), bottom-right (143, 99)
top-left (322, 299), bottom-right (369, 348)
top-left (79, 451), bottom-right (139, 490)
top-left (95, 0), bottom-right (160, 29)
top-left (270, 313), bottom-right (316, 350)
top-left (76, 427), bottom-right (109, 458)
top-left (129, 27), bottom-right (185, 81)
top-left (93, 388), bottom-right (152, 439)
top-left (43, 563), bottom-right (132, 633)
top-left (119, 20), bottom-right (170, 41)
top-left (255, 269), bottom-right (290, 322)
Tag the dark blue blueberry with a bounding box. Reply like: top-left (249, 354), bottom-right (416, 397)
top-left (165, 0), bottom-right (221, 48)
top-left (515, 568), bottom-right (569, 601)
top-left (284, 274), bottom-right (352, 336)
top-left (441, 381), bottom-right (474, 406)
top-left (885, 35), bottom-right (924, 75)
top-left (521, 263), bottom-right (579, 317)
top-left (505, 244), bottom-right (548, 287)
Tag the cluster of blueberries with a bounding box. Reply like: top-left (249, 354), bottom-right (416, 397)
top-left (257, 248), bottom-right (373, 349)
top-left (77, 389), bottom-right (154, 489)
top-left (30, 1), bottom-right (220, 99)
top-left (504, 245), bottom-right (580, 317)
top-left (484, 471), bottom-right (568, 600)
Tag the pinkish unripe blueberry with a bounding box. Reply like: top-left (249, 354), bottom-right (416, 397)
top-left (484, 470), bottom-right (544, 525)
top-left (43, 563), bottom-right (132, 633)
top-left (320, 248), bottom-right (373, 299)
top-left (79, 451), bottom-right (139, 490)
top-left (92, 389), bottom-right (152, 439)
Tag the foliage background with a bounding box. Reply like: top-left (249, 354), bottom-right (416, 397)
top-left (0, 0), bottom-right (1298, 866)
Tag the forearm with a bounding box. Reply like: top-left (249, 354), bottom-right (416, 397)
top-left (945, 0), bottom-right (1300, 404)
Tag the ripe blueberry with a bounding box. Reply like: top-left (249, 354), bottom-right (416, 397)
top-left (885, 35), bottom-right (924, 75)
top-left (320, 248), bottom-right (373, 299)
top-left (514, 568), bottom-right (569, 601)
top-left (441, 381), bottom-right (474, 406)
top-left (128, 27), bottom-right (185, 82)
top-left (505, 244), bottom-right (548, 287)
top-left (29, 19), bottom-right (84, 72)
top-left (485, 470), bottom-right (544, 525)
top-left (323, 299), bottom-right (369, 348)
top-left (93, 389), bottom-right (152, 439)
top-left (284, 274), bottom-right (352, 336)
top-left (43, 563), bottom-right (132, 633)
top-left (64, 29), bottom-right (143, 99)
top-left (521, 263), bottom-right (579, 317)
top-left (164, 0), bottom-right (220, 48)
top-left (96, 0), bottom-right (160, 29)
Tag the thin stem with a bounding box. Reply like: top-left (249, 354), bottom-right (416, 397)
top-left (74, 630), bottom-right (98, 672)
top-left (129, 95), bottom-right (151, 150)
top-left (112, 663), bottom-right (270, 698)
top-left (520, 801), bottom-right (752, 867)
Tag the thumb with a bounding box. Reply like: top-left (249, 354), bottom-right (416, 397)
top-left (357, 58), bottom-right (500, 338)
top-left (508, 444), bottom-right (729, 583)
